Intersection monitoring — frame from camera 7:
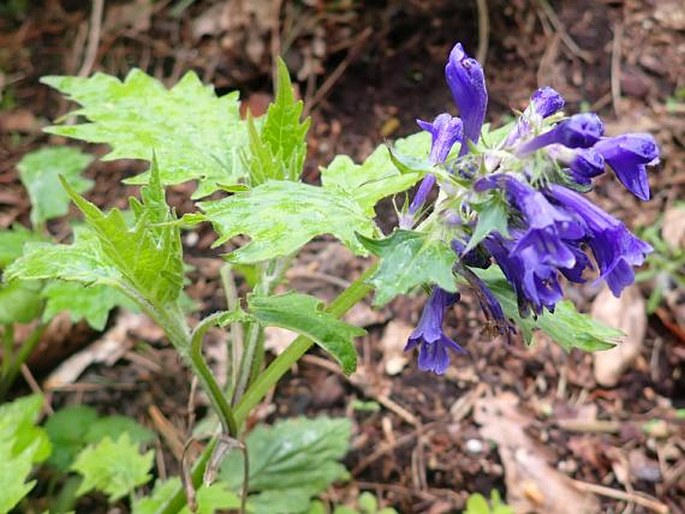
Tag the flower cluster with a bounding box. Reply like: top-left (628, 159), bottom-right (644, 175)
top-left (404, 42), bottom-right (659, 374)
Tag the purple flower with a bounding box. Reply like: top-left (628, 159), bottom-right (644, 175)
top-left (476, 174), bottom-right (584, 269)
top-left (405, 287), bottom-right (465, 374)
top-left (517, 113), bottom-right (604, 156)
top-left (531, 87), bottom-right (565, 118)
top-left (484, 235), bottom-right (564, 316)
top-left (546, 184), bottom-right (652, 296)
top-left (594, 133), bottom-right (659, 201)
top-left (417, 113), bottom-right (464, 164)
top-left (445, 43), bottom-right (488, 152)
top-left (547, 146), bottom-right (606, 186)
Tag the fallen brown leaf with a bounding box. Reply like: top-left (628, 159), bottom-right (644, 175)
top-left (474, 393), bottom-right (600, 513)
top-left (380, 320), bottom-right (413, 376)
top-left (591, 285), bottom-right (647, 387)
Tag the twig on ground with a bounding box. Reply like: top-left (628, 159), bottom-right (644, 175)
top-left (20, 364), bottom-right (54, 415)
top-left (535, 0), bottom-right (593, 62)
top-left (475, 0), bottom-right (489, 65)
top-left (570, 479), bottom-right (670, 514)
top-left (78, 0), bottom-right (105, 77)
top-left (303, 27), bottom-right (372, 116)
top-left (149, 404), bottom-right (186, 461)
top-left (611, 22), bottom-right (624, 116)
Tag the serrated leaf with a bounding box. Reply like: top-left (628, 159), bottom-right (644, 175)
top-left (4, 227), bottom-right (120, 287)
top-left (41, 281), bottom-right (136, 330)
top-left (84, 415), bottom-right (155, 446)
top-left (17, 147), bottom-right (94, 226)
top-left (62, 163), bottom-right (184, 304)
top-left (41, 69), bottom-right (246, 198)
top-left (179, 483), bottom-right (242, 514)
top-left (132, 478), bottom-right (182, 514)
top-left (475, 267), bottom-right (622, 351)
top-left (45, 406), bottom-right (155, 473)
top-left (220, 417), bottom-right (351, 513)
top-left (321, 132), bottom-right (430, 215)
top-left (359, 230), bottom-right (457, 306)
top-left (71, 433), bottom-right (154, 502)
top-left (200, 181), bottom-right (377, 263)
top-left (246, 58), bottom-right (310, 185)
top-left (0, 225), bottom-right (46, 269)
top-left (249, 293), bottom-right (364, 375)
top-left (6, 163), bottom-right (185, 309)
top-left (465, 197), bottom-right (510, 252)
top-left (0, 279), bottom-right (43, 324)
top-left (0, 395), bottom-right (52, 513)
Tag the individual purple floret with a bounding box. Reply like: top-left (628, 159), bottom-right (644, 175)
top-left (476, 174), bottom-right (584, 269)
top-left (417, 113), bottom-right (464, 164)
top-left (503, 87), bottom-right (566, 150)
top-left (445, 43), bottom-right (488, 151)
top-left (552, 147), bottom-right (606, 186)
top-left (546, 184), bottom-right (653, 296)
top-left (594, 133), bottom-right (659, 201)
top-left (483, 235), bottom-right (565, 316)
top-left (517, 113), bottom-right (604, 155)
top-left (531, 86), bottom-right (565, 118)
top-left (405, 287), bottom-right (465, 374)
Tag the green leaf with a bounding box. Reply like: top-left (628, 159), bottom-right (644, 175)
top-left (220, 417), bottom-right (351, 513)
top-left (0, 279), bottom-right (43, 324)
top-left (71, 433), bottom-right (154, 502)
top-left (41, 69), bottom-right (246, 198)
top-left (465, 197), bottom-right (510, 252)
top-left (44, 405), bottom-right (99, 472)
top-left (0, 395), bottom-right (52, 513)
top-left (475, 267), bottom-right (622, 351)
top-left (464, 493), bottom-right (490, 514)
top-left (132, 478), bottom-right (182, 514)
top-left (84, 415), bottom-right (155, 446)
top-left (45, 406), bottom-right (154, 473)
top-left (0, 225), bottom-right (46, 269)
top-left (7, 163), bottom-right (184, 308)
top-left (250, 488), bottom-right (313, 514)
top-left (245, 58), bottom-right (310, 185)
top-left (359, 230), bottom-right (457, 306)
top-left (178, 483), bottom-right (242, 514)
top-left (17, 147), bottom-right (94, 226)
top-left (200, 181), bottom-right (377, 263)
top-left (479, 120), bottom-right (516, 149)
top-left (249, 293), bottom-right (364, 375)
top-left (321, 132), bottom-right (430, 215)
top-left (41, 281), bottom-right (136, 330)
top-left (4, 227), bottom-right (119, 286)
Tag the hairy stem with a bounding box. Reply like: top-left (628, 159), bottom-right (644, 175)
top-left (190, 313), bottom-right (239, 437)
top-left (155, 262), bottom-right (376, 514)
top-left (234, 262), bottom-right (376, 424)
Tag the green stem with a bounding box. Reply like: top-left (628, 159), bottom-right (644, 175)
top-left (231, 257), bottom-right (288, 405)
top-left (2, 324), bottom-right (14, 377)
top-left (155, 262), bottom-right (376, 514)
top-left (220, 264), bottom-right (243, 394)
top-left (0, 322), bottom-right (47, 399)
top-left (234, 262), bottom-right (376, 424)
top-left (190, 313), bottom-right (239, 437)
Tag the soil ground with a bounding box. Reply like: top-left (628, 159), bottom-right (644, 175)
top-left (1, 1), bottom-right (684, 513)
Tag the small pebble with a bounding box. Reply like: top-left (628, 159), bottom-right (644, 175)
top-left (465, 438), bottom-right (484, 454)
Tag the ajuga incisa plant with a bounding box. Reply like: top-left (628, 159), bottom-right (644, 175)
top-left (3, 41), bottom-right (658, 513)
